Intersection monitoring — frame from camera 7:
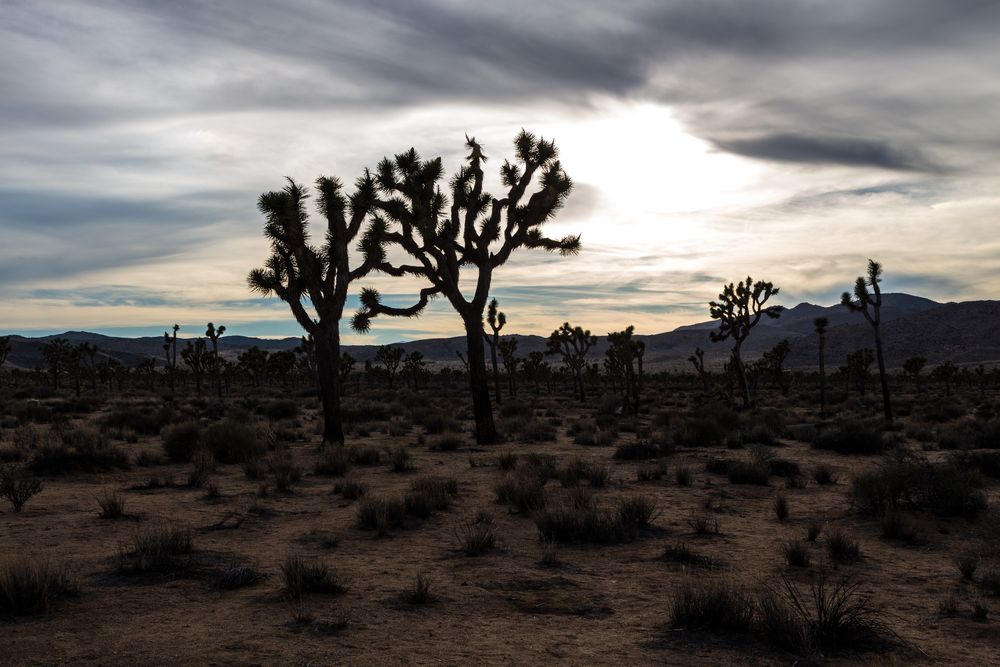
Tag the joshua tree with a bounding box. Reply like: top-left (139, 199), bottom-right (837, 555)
top-left (75, 342), bottom-right (99, 393)
top-left (522, 351), bottom-right (549, 394)
top-left (708, 277), bottom-right (782, 409)
top-left (546, 322), bottom-right (597, 402)
top-left (932, 361), bottom-right (958, 397)
top-left (498, 337), bottom-right (519, 398)
top-left (606, 325), bottom-right (645, 415)
top-left (0, 336), bottom-right (10, 386)
top-left (238, 347), bottom-right (269, 387)
top-left (846, 348), bottom-right (875, 396)
top-left (484, 298), bottom-right (506, 404)
top-left (268, 350), bottom-right (297, 387)
top-left (41, 337), bottom-right (71, 390)
top-left (163, 324), bottom-right (179, 393)
top-left (181, 338), bottom-right (211, 395)
top-left (205, 323), bottom-right (226, 398)
top-left (403, 351), bottom-right (427, 390)
top-left (339, 352), bottom-right (356, 394)
top-left (842, 259), bottom-right (892, 424)
top-left (688, 347), bottom-right (710, 393)
top-left (248, 173), bottom-right (379, 445)
top-left (814, 317), bottom-right (829, 415)
top-left (352, 132), bottom-right (577, 445)
top-left (136, 358), bottom-right (156, 391)
top-left (374, 344), bottom-right (403, 388)
top-left (903, 355), bottom-right (927, 391)
top-left (761, 339), bottom-right (791, 395)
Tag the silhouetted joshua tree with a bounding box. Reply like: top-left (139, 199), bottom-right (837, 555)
top-left (903, 356), bottom-right (927, 391)
top-left (248, 173), bottom-right (379, 445)
top-left (688, 347), bottom-right (710, 393)
top-left (163, 324), bottom-right (179, 393)
top-left (522, 351), bottom-right (549, 394)
top-left (136, 359), bottom-right (156, 391)
top-left (813, 317), bottom-right (829, 415)
top-left (181, 337), bottom-right (211, 395)
top-left (932, 361), bottom-right (958, 397)
top-left (41, 337), bottom-right (71, 390)
top-left (352, 132), bottom-right (577, 445)
top-left (846, 348), bottom-right (875, 396)
top-left (842, 259), bottom-right (892, 424)
top-left (484, 298), bottom-right (506, 404)
top-left (340, 352), bottom-right (356, 394)
top-left (206, 323), bottom-right (226, 398)
top-left (708, 277), bottom-right (782, 409)
top-left (76, 342), bottom-right (99, 393)
top-left (375, 344), bottom-right (403, 388)
top-left (0, 336), bottom-right (10, 387)
top-left (761, 339), bottom-right (791, 395)
top-left (498, 337), bottom-right (519, 398)
top-left (606, 325), bottom-right (645, 415)
top-left (546, 322), bottom-right (597, 402)
top-left (403, 351), bottom-right (427, 390)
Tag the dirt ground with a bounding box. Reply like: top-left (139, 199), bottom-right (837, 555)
top-left (1, 386), bottom-right (998, 666)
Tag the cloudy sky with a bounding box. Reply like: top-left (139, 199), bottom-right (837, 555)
top-left (2, 0), bottom-right (999, 343)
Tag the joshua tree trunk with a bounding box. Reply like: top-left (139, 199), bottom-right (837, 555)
top-left (465, 317), bottom-right (498, 444)
top-left (733, 345), bottom-right (752, 409)
top-left (873, 330), bottom-right (893, 424)
top-left (314, 329), bottom-right (344, 446)
top-left (818, 335), bottom-right (826, 415)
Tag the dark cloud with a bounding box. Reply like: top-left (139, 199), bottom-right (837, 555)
top-left (714, 134), bottom-right (937, 171)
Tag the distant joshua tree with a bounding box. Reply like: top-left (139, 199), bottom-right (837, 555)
top-left (932, 361), bottom-right (958, 397)
top-left (375, 345), bottom-right (403, 389)
top-left (352, 132), bottom-right (577, 445)
top-left (484, 298), bottom-right (506, 404)
top-left (339, 352), bottom-right (356, 394)
top-left (248, 173), bottom-right (379, 445)
top-left (181, 338), bottom-right (211, 395)
top-left (688, 347), bottom-right (709, 393)
top-left (606, 325), bottom-right (645, 415)
top-left (41, 337), bottom-right (71, 390)
top-left (903, 355), bottom-right (927, 391)
top-left (846, 348), bottom-right (875, 396)
top-left (709, 277), bottom-right (782, 409)
top-left (546, 322), bottom-right (597, 402)
top-left (842, 259), bottom-right (892, 424)
top-left (813, 317), bottom-right (829, 415)
top-left (522, 351), bottom-right (549, 394)
top-left (0, 336), bottom-right (10, 385)
top-left (205, 323), bottom-right (226, 398)
top-left (163, 324), bottom-right (179, 393)
top-left (238, 347), bottom-right (269, 388)
top-left (75, 342), bottom-right (99, 393)
top-left (498, 337), bottom-right (519, 398)
top-left (403, 351), bottom-right (427, 390)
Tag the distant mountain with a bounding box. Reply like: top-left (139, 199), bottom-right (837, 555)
top-left (4, 294), bottom-right (999, 372)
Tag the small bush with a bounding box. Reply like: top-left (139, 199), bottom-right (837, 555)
top-left (617, 495), bottom-right (657, 529)
top-left (727, 460), bottom-right (770, 485)
top-left (118, 525), bottom-right (194, 573)
top-left (688, 515), bottom-right (720, 536)
top-left (348, 446), bottom-right (382, 466)
top-left (356, 496), bottom-right (406, 535)
top-left (389, 445), bottom-right (412, 473)
top-left (813, 465), bottom-right (836, 485)
top-left (954, 553), bottom-right (979, 581)
top-left (406, 573), bottom-right (433, 604)
top-left (826, 531), bottom-right (861, 563)
top-left (0, 464), bottom-right (43, 512)
top-left (669, 580), bottom-right (754, 631)
top-left (661, 542), bottom-right (721, 569)
top-left (187, 450), bottom-right (215, 488)
top-left (281, 555), bottom-right (344, 600)
top-left (806, 520), bottom-right (823, 542)
top-left (161, 422), bottom-right (201, 463)
top-left (314, 446), bottom-right (350, 477)
top-left (637, 460), bottom-right (668, 481)
top-left (456, 514), bottom-right (497, 555)
top-left (268, 451), bottom-right (302, 492)
top-left (214, 564), bottom-right (263, 590)
top-left (96, 489), bottom-right (127, 519)
top-left (0, 558), bottom-right (77, 616)
top-left (675, 466), bottom-right (692, 486)
top-left (558, 458), bottom-right (610, 488)
top-left (979, 569), bottom-right (1000, 597)
top-left (201, 421), bottom-right (263, 464)
top-left (29, 428), bottom-right (129, 475)
top-left (431, 432), bottom-right (464, 452)
top-left (814, 422), bottom-right (885, 455)
top-left (613, 440), bottom-right (662, 461)
top-left (880, 511), bottom-right (921, 543)
top-left (333, 476), bottom-right (367, 500)
top-left (404, 476), bottom-right (458, 518)
top-left (783, 540), bottom-right (811, 567)
top-left (497, 451), bottom-right (518, 471)
top-left (851, 457), bottom-right (986, 518)
top-left (101, 406), bottom-right (167, 436)
top-left (495, 470), bottom-right (547, 514)
top-left (774, 495), bottom-right (789, 521)
top-left (262, 399), bottom-right (299, 421)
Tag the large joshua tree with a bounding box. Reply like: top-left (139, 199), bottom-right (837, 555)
top-left (352, 132), bottom-right (577, 444)
top-left (248, 174), bottom-right (379, 445)
top-left (842, 259), bottom-right (892, 424)
top-left (709, 277), bottom-right (782, 409)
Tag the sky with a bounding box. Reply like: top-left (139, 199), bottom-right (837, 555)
top-left (1, 0), bottom-right (999, 343)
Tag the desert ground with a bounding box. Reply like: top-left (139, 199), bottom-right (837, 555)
top-left (1, 376), bottom-right (999, 665)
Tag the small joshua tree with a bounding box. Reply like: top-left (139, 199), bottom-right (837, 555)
top-left (846, 348), bottom-right (875, 396)
top-left (248, 173), bottom-right (379, 445)
top-left (932, 361), bottom-right (958, 397)
top-left (708, 277), bottom-right (782, 408)
top-left (814, 317), bottom-right (829, 415)
top-left (546, 322), bottom-right (597, 402)
top-left (761, 339), bottom-right (791, 395)
top-left (41, 337), bottom-right (71, 390)
top-left (484, 298), bottom-right (506, 404)
top-left (522, 351), bottom-right (549, 394)
top-left (606, 325), bottom-right (645, 415)
top-left (688, 347), bottom-right (710, 393)
top-left (498, 337), bottom-right (519, 398)
top-left (403, 351), bottom-right (426, 390)
top-left (237, 347), bottom-right (269, 388)
top-left (340, 352), bottom-right (356, 394)
top-left (842, 259), bottom-right (892, 424)
top-left (374, 345), bottom-right (403, 389)
top-left (352, 132), bottom-right (577, 445)
top-left (205, 323), bottom-right (226, 398)
top-left (163, 324), bottom-right (179, 393)
top-left (0, 335), bottom-right (10, 386)
top-left (903, 356), bottom-right (927, 391)
top-left (181, 338), bottom-right (211, 395)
